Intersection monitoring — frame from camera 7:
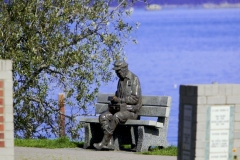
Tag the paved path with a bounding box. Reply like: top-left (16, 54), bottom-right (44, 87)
top-left (15, 147), bottom-right (177, 160)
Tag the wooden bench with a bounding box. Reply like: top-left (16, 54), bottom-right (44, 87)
top-left (80, 93), bottom-right (172, 152)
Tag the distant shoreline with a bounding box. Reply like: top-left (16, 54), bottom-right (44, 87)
top-left (159, 2), bottom-right (240, 9)
top-left (118, 2), bottom-right (240, 10)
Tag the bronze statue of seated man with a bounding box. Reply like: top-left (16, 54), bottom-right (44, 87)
top-left (94, 60), bottom-right (142, 150)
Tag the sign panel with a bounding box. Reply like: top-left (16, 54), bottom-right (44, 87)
top-left (182, 128), bottom-right (191, 150)
top-left (207, 105), bottom-right (233, 160)
top-left (182, 151), bottom-right (191, 160)
top-left (209, 153), bottom-right (228, 160)
top-left (209, 130), bottom-right (229, 153)
top-left (210, 107), bottom-right (230, 130)
top-left (182, 105), bottom-right (192, 151)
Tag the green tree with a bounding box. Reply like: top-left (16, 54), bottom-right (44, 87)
top-left (0, 0), bottom-right (144, 139)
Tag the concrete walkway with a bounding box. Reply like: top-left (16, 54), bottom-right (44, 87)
top-left (15, 147), bottom-right (177, 160)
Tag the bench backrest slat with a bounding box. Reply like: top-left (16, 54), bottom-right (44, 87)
top-left (95, 103), bottom-right (170, 117)
top-left (96, 93), bottom-right (172, 117)
top-left (97, 94), bottom-right (171, 106)
top-left (142, 96), bottom-right (170, 107)
top-left (97, 94), bottom-right (113, 103)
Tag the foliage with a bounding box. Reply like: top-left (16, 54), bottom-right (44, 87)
top-left (0, 0), bottom-right (144, 139)
top-left (15, 137), bottom-right (83, 148)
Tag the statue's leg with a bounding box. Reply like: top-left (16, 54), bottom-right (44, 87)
top-left (93, 111), bottom-right (114, 150)
top-left (99, 111), bottom-right (113, 131)
top-left (108, 111), bottom-right (137, 150)
top-left (93, 130), bottom-right (113, 150)
top-left (108, 111), bottom-right (136, 132)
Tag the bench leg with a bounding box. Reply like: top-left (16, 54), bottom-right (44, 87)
top-left (83, 123), bottom-right (103, 149)
top-left (136, 126), bottom-right (149, 152)
top-left (130, 126), bottom-right (137, 150)
top-left (83, 123), bottom-right (91, 149)
top-left (113, 125), bottom-right (132, 150)
top-left (136, 126), bottom-right (169, 152)
top-left (158, 132), bottom-right (168, 148)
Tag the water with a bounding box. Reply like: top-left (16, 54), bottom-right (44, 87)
top-left (99, 8), bottom-right (240, 145)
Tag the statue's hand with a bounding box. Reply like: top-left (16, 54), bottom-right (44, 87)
top-left (111, 96), bottom-right (121, 103)
top-left (127, 105), bottom-right (133, 111)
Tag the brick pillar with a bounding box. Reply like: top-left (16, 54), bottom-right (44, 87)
top-left (0, 60), bottom-right (14, 160)
top-left (178, 84), bottom-right (240, 160)
top-left (0, 80), bottom-right (5, 147)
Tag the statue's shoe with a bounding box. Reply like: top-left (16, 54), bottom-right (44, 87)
top-left (93, 142), bottom-right (104, 150)
top-left (93, 131), bottom-right (114, 150)
top-left (93, 142), bottom-right (114, 150)
top-left (103, 143), bottom-right (114, 150)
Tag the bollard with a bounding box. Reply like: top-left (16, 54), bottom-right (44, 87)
top-left (58, 93), bottom-right (65, 137)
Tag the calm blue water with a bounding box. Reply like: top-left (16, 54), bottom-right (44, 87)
top-left (99, 8), bottom-right (240, 145)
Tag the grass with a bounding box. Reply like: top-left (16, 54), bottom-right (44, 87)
top-left (15, 137), bottom-right (83, 149)
top-left (141, 146), bottom-right (177, 156)
top-left (121, 144), bottom-right (177, 156)
top-left (15, 138), bottom-right (177, 156)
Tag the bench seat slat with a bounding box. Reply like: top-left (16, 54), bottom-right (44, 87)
top-left (80, 117), bottom-right (163, 128)
top-left (97, 94), bottom-right (171, 107)
top-left (95, 103), bottom-right (170, 117)
top-left (125, 120), bottom-right (163, 128)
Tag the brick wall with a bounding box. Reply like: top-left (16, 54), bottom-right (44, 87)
top-left (0, 60), bottom-right (14, 160)
top-left (178, 84), bottom-right (240, 160)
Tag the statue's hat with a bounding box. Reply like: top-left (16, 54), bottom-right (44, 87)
top-left (113, 60), bottom-right (128, 70)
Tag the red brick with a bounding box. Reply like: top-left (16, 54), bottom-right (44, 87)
top-left (0, 116), bottom-right (3, 122)
top-left (0, 98), bottom-right (3, 105)
top-left (0, 107), bottom-right (3, 114)
top-left (0, 141), bottom-right (5, 147)
top-left (0, 124), bottom-right (4, 131)
top-left (0, 133), bottom-right (4, 139)
top-left (0, 81), bottom-right (3, 89)
top-left (0, 90), bottom-right (3, 97)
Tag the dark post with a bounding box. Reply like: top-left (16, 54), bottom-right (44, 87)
top-left (58, 93), bottom-right (65, 137)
